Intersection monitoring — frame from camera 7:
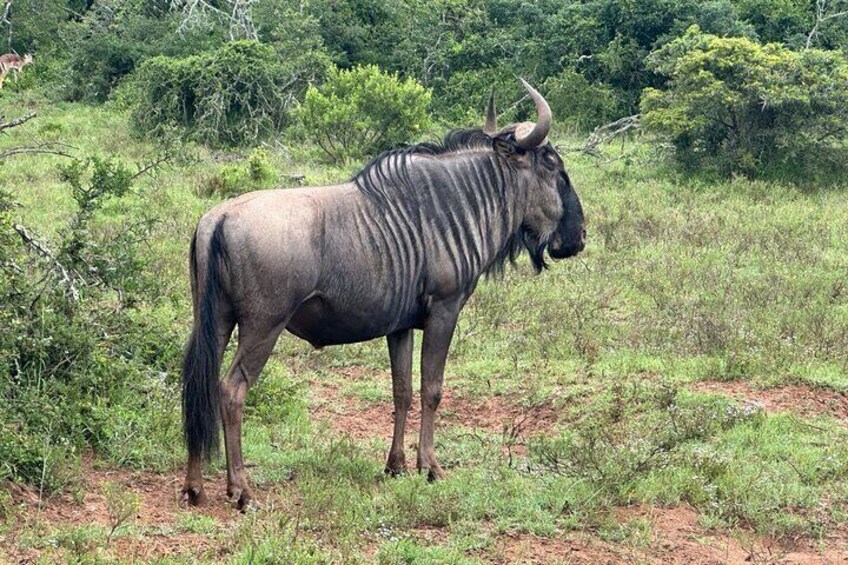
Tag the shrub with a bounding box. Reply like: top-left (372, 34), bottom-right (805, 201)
top-left (57, 5), bottom-right (223, 103)
top-left (197, 148), bottom-right (276, 198)
top-left (63, 33), bottom-right (151, 103)
top-left (127, 41), bottom-right (325, 146)
top-left (247, 148), bottom-right (274, 183)
top-left (641, 26), bottom-right (848, 180)
top-left (430, 66), bottom-right (526, 126)
top-left (295, 64), bottom-right (431, 163)
top-left (0, 156), bottom-right (182, 489)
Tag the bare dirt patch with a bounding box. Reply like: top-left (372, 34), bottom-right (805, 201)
top-left (2, 461), bottom-right (242, 563)
top-left (310, 365), bottom-right (559, 439)
top-left (690, 380), bottom-right (848, 421)
top-left (493, 505), bottom-right (848, 564)
top-left (493, 530), bottom-right (629, 564)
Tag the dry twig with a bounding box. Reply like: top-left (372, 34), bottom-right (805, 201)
top-left (0, 111), bottom-right (35, 133)
top-left (582, 114), bottom-right (640, 156)
top-left (12, 224), bottom-right (81, 301)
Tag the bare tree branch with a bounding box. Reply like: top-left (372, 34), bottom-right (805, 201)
top-left (1, 0), bottom-right (12, 52)
top-left (1, 1), bottom-right (11, 26)
top-left (131, 153), bottom-right (174, 181)
top-left (807, 0), bottom-right (848, 49)
top-left (13, 223), bottom-right (81, 301)
top-left (0, 114), bottom-right (77, 160)
top-left (0, 111), bottom-right (35, 133)
top-left (0, 144), bottom-right (75, 160)
top-left (581, 114), bottom-right (641, 156)
top-left (171, 0), bottom-right (258, 41)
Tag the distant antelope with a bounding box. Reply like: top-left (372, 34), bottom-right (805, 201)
top-left (0, 53), bottom-right (33, 89)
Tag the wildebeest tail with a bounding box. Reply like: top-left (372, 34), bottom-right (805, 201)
top-left (182, 220), bottom-right (229, 462)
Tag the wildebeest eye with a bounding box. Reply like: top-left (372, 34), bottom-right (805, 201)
top-left (543, 150), bottom-right (560, 169)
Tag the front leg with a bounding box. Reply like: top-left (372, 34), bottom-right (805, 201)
top-left (418, 300), bottom-right (461, 481)
top-left (385, 329), bottom-right (413, 475)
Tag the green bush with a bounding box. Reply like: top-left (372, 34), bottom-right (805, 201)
top-left (430, 65), bottom-right (527, 126)
top-left (63, 33), bottom-right (150, 103)
top-left (197, 148), bottom-right (276, 198)
top-left (295, 64), bottom-right (431, 163)
top-left (0, 157), bottom-right (182, 489)
top-left (641, 26), bottom-right (848, 180)
top-left (126, 41), bottom-right (324, 147)
top-left (55, 5), bottom-right (224, 103)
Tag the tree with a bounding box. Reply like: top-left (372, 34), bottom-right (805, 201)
top-left (296, 64), bottom-right (431, 163)
top-left (543, 69), bottom-right (622, 132)
top-left (641, 26), bottom-right (848, 178)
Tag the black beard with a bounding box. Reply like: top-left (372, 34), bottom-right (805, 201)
top-left (521, 228), bottom-right (549, 272)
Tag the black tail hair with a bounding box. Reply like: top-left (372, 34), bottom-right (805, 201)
top-left (182, 219), bottom-right (229, 462)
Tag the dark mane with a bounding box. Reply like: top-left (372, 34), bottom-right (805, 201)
top-left (352, 128), bottom-right (493, 193)
top-left (352, 127), bottom-right (547, 276)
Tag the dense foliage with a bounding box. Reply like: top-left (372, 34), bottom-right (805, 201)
top-left (5, 0), bottom-right (848, 173)
top-left (642, 27), bottom-right (848, 178)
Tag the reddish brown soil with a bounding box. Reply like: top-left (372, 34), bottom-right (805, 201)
top-left (309, 366), bottom-right (560, 441)
top-left (690, 381), bottom-right (848, 421)
top-left (4, 375), bottom-right (848, 564)
top-left (495, 505), bottom-right (848, 564)
top-left (308, 367), bottom-right (559, 465)
top-left (2, 465), bottom-right (242, 563)
top-left (7, 471), bottom-right (846, 565)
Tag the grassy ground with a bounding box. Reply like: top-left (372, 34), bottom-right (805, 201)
top-left (2, 92), bottom-right (848, 563)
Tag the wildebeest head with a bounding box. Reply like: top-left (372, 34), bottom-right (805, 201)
top-left (484, 80), bottom-right (586, 269)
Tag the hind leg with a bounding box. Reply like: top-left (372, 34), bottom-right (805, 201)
top-left (220, 321), bottom-right (284, 510)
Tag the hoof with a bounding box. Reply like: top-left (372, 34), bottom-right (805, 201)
top-left (419, 464), bottom-right (446, 482)
top-left (180, 485), bottom-right (207, 507)
top-left (228, 487), bottom-right (256, 512)
top-left (384, 465), bottom-right (407, 478)
top-left (385, 452), bottom-right (407, 477)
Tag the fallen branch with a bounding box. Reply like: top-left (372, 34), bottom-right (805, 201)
top-left (582, 114), bottom-right (640, 156)
top-left (0, 111), bottom-right (36, 133)
top-left (284, 173), bottom-right (306, 185)
top-left (0, 143), bottom-right (75, 160)
top-left (12, 223), bottom-right (81, 301)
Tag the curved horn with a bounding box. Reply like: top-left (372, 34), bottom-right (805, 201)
top-left (515, 78), bottom-right (552, 149)
top-left (483, 88), bottom-right (497, 134)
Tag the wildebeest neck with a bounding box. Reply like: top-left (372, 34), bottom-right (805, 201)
top-left (352, 143), bottom-right (529, 287)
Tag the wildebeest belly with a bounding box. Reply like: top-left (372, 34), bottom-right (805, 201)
top-left (286, 294), bottom-right (422, 347)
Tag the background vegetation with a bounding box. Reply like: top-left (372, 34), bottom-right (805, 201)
top-left (6, 0), bottom-right (848, 178)
top-left (1, 0), bottom-right (848, 562)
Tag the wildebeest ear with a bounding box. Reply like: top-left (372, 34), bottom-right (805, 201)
top-left (493, 137), bottom-right (517, 160)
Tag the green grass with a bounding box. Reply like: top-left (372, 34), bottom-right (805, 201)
top-left (2, 92), bottom-right (848, 562)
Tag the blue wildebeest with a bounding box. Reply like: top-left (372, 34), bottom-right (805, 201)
top-left (181, 80), bottom-right (586, 509)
